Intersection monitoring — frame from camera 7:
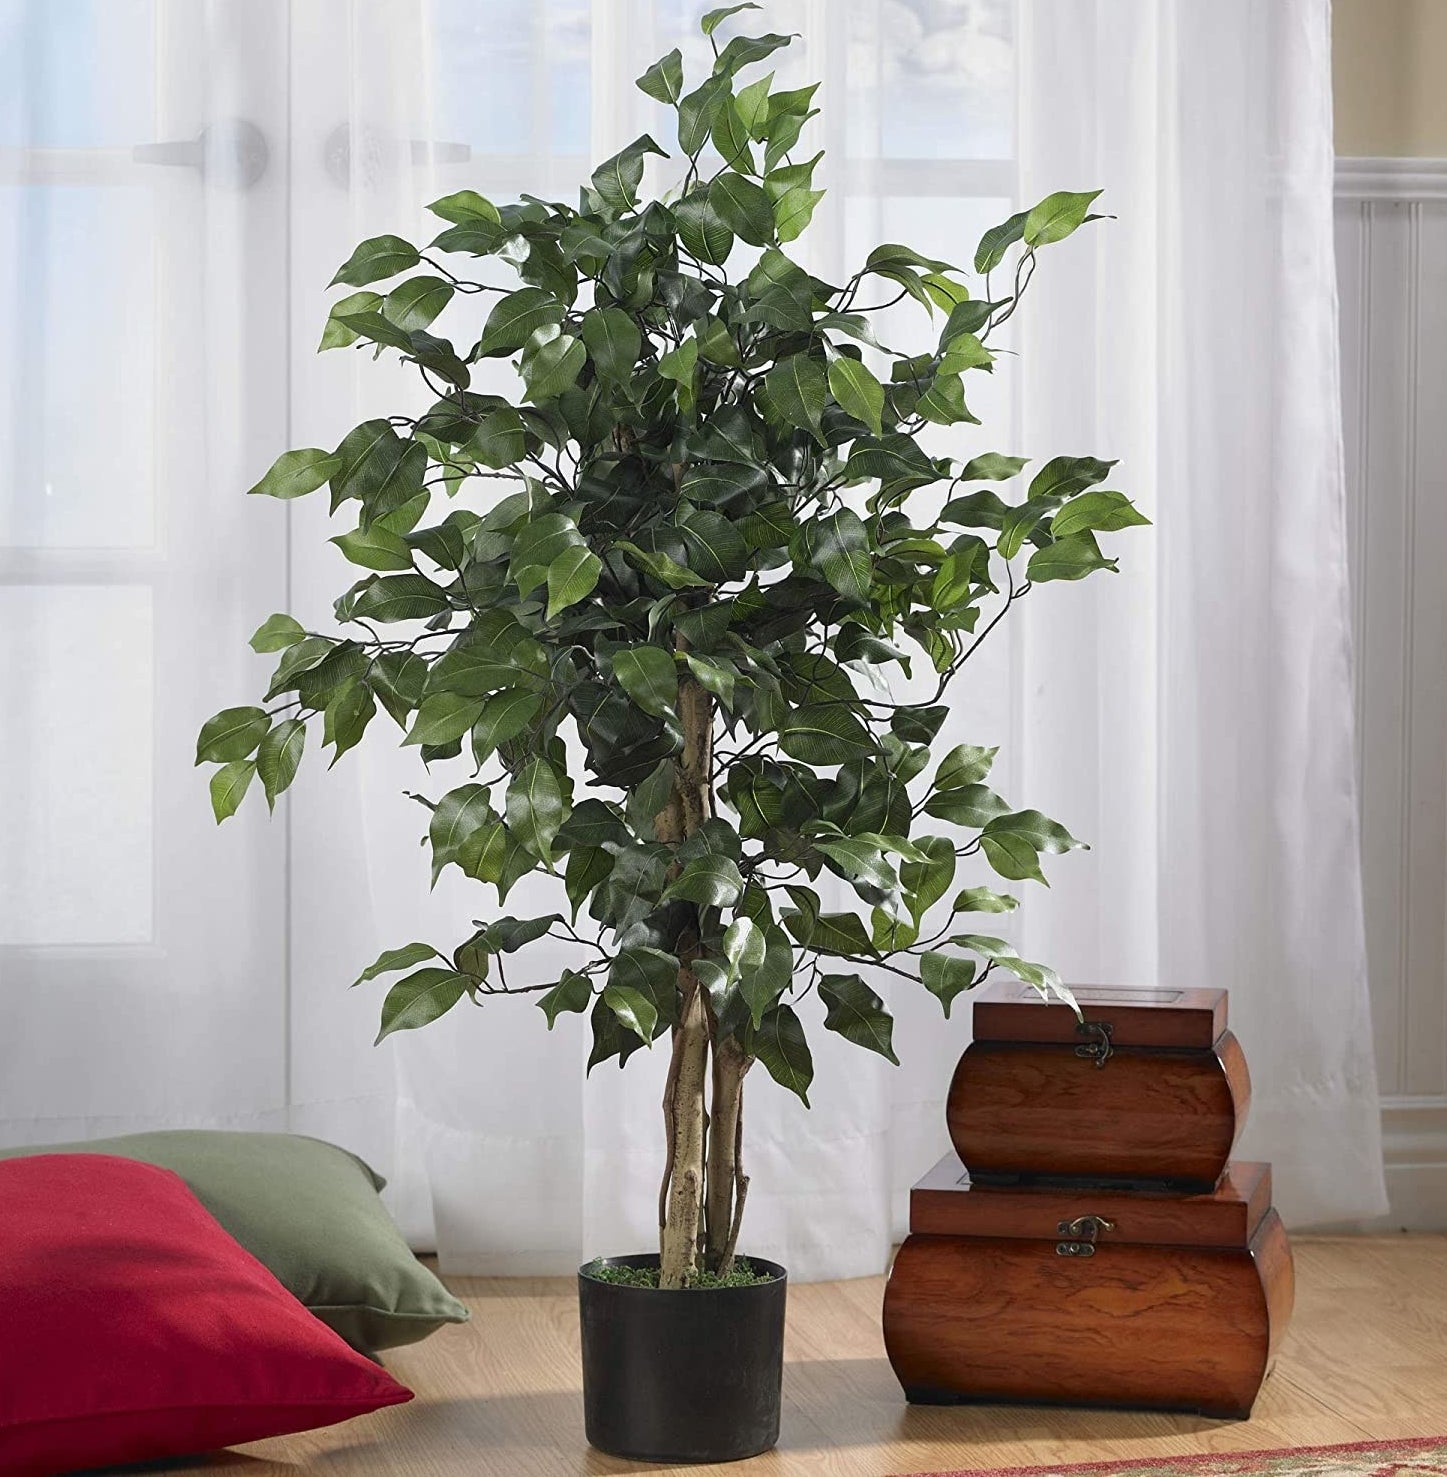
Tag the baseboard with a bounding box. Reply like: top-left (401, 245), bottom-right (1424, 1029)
top-left (1369, 1098), bottom-right (1447, 1230)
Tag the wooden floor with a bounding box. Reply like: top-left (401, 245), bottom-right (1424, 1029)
top-left (196, 1236), bottom-right (1445, 1476)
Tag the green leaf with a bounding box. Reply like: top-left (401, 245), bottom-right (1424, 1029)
top-left (917, 373), bottom-right (975, 427)
top-left (677, 507), bottom-right (747, 583)
top-left (924, 783), bottom-right (1010, 828)
top-left (546, 546), bottom-right (603, 620)
top-left (1029, 455), bottom-right (1116, 500)
top-left (960, 453), bottom-right (1028, 482)
top-left (613, 645), bottom-right (678, 717)
top-left (952, 886), bottom-right (1019, 914)
top-left (827, 355), bottom-right (885, 436)
top-left (351, 573), bottom-right (451, 623)
top-left (702, 2), bottom-right (760, 35)
top-left (774, 185), bottom-right (825, 243)
top-left (763, 353), bottom-right (827, 441)
top-left (249, 613), bottom-right (306, 653)
top-left (477, 288), bottom-right (565, 356)
top-left (507, 757), bottom-right (566, 864)
top-left (383, 275), bottom-right (454, 332)
top-left (1050, 491), bottom-right (1151, 539)
top-left (798, 508), bottom-right (872, 604)
top-left (591, 133), bottom-right (667, 214)
top-left (353, 942), bottom-right (444, 987)
top-left (428, 783), bottom-right (495, 883)
top-left (723, 916), bottom-right (767, 978)
top-left (678, 74), bottom-right (729, 156)
top-left (256, 717), bottom-right (305, 809)
top-left (319, 290), bottom-right (382, 351)
top-left (986, 809), bottom-right (1086, 855)
top-left (331, 524), bottom-right (415, 571)
top-left (329, 422), bottom-right (427, 524)
top-left (935, 744), bottom-right (998, 789)
top-left (324, 680), bottom-right (374, 765)
top-left (520, 330), bottom-right (586, 403)
top-left (616, 540), bottom-right (710, 590)
top-left (468, 406), bottom-right (527, 470)
top-left (997, 498), bottom-right (1055, 561)
top-left (819, 974), bottom-right (898, 1063)
top-left (779, 704), bottom-right (873, 766)
top-left (710, 172), bottom-right (774, 246)
top-left (404, 692), bottom-right (485, 747)
top-left (734, 70), bottom-right (773, 137)
top-left (209, 760), bottom-right (255, 823)
top-left (376, 968), bottom-right (471, 1042)
top-left (539, 970), bottom-right (593, 1027)
top-left (470, 688), bottom-right (542, 761)
top-left (1023, 188), bottom-right (1103, 247)
top-left (919, 952), bottom-right (976, 1018)
top-left (636, 47), bottom-right (684, 104)
top-left (331, 234), bottom-right (421, 287)
top-left (247, 447), bottom-right (338, 501)
top-left (656, 336), bottom-right (700, 402)
top-left (974, 210), bottom-right (1029, 274)
top-left (684, 652), bottom-right (737, 708)
top-left (580, 307), bottom-right (642, 383)
top-left (714, 32), bottom-right (794, 80)
top-left (979, 831), bottom-right (1046, 884)
top-left (662, 854), bottom-right (745, 909)
top-left (739, 926), bottom-right (793, 1027)
top-left (755, 1003), bottom-right (812, 1106)
top-left (1026, 531), bottom-right (1119, 583)
top-left (899, 834), bottom-right (955, 918)
top-left (427, 189), bottom-right (501, 226)
top-left (196, 706), bottom-right (270, 765)
top-left (679, 463), bottom-right (767, 508)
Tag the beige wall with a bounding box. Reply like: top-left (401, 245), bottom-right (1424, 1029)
top-left (1335, 0), bottom-right (1447, 157)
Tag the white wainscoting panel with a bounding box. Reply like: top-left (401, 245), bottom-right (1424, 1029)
top-left (1336, 158), bottom-right (1447, 1227)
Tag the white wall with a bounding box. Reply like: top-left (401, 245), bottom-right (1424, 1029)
top-left (1336, 160), bottom-right (1447, 1227)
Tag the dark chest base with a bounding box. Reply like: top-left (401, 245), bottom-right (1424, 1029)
top-left (882, 1157), bottom-right (1294, 1421)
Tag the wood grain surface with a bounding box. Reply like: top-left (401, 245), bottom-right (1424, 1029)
top-left (971, 985), bottom-right (1230, 1050)
top-left (882, 1209), bottom-right (1292, 1420)
top-left (908, 1156), bottom-right (1272, 1248)
top-left (947, 1034), bottom-right (1249, 1188)
top-left (154, 1235), bottom-right (1445, 1477)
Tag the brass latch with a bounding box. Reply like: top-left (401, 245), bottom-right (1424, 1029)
top-left (1075, 1020), bottom-right (1114, 1068)
top-left (1056, 1215), bottom-right (1114, 1257)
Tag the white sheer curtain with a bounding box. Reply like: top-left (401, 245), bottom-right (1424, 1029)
top-left (0, 0), bottom-right (1382, 1283)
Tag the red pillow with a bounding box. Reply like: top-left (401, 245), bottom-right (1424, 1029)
top-left (0, 1154), bottom-right (412, 1474)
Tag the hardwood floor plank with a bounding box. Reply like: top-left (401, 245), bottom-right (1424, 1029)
top-left (170, 1235), bottom-right (1447, 1476)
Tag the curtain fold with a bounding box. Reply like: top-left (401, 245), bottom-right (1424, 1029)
top-left (0, 0), bottom-right (1382, 1282)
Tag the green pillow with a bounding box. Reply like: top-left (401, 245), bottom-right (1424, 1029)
top-left (0, 1130), bottom-right (468, 1352)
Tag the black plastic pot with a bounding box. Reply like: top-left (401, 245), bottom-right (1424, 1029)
top-left (578, 1253), bottom-right (787, 1464)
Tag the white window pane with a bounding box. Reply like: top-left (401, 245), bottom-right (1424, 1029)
top-left (0, 185), bottom-right (156, 548)
top-left (0, 0), bottom-right (156, 149)
top-left (429, 0), bottom-right (591, 158)
top-left (876, 0), bottom-right (1014, 159)
top-left (0, 585), bottom-right (153, 945)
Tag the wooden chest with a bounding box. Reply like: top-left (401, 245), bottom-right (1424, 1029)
top-left (948, 985), bottom-right (1249, 1191)
top-left (883, 1155), bottom-right (1294, 1419)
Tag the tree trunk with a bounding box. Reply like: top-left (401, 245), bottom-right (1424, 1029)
top-left (657, 665), bottom-right (714, 1290)
top-left (705, 1035), bottom-right (750, 1273)
top-left (659, 971), bottom-right (709, 1288)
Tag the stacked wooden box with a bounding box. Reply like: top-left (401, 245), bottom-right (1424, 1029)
top-left (882, 985), bottom-right (1294, 1419)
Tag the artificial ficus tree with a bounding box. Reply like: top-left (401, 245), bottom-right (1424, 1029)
top-left (198, 7), bottom-right (1146, 1289)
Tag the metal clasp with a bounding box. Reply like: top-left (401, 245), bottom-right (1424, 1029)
top-left (1056, 1215), bottom-right (1115, 1257)
top-left (1074, 1020), bottom-right (1114, 1068)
